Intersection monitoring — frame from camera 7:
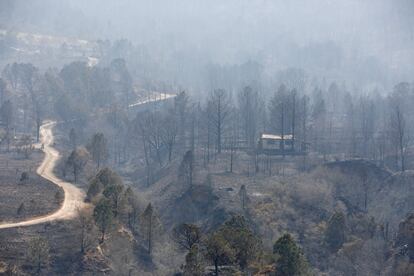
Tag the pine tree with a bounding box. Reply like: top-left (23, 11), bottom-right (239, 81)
top-left (182, 244), bottom-right (204, 276)
top-left (205, 233), bottom-right (235, 276)
top-left (140, 203), bottom-right (162, 255)
top-left (325, 211), bottom-right (346, 251)
top-left (273, 233), bottom-right (309, 276)
top-left (93, 198), bottom-right (113, 243)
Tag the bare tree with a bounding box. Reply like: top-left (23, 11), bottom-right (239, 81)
top-left (34, 100), bottom-right (42, 142)
top-left (134, 113), bottom-right (153, 186)
top-left (0, 99), bottom-right (13, 152)
top-left (16, 134), bottom-right (34, 159)
top-left (269, 85), bottom-right (289, 154)
top-left (201, 100), bottom-right (215, 165)
top-left (359, 96), bottom-right (376, 158)
top-left (16, 63), bottom-right (41, 138)
top-left (109, 58), bottom-right (133, 107)
top-left (161, 111), bottom-right (178, 162)
top-left (238, 86), bottom-right (260, 149)
top-left (208, 89), bottom-right (231, 154)
top-left (0, 78), bottom-right (6, 105)
top-left (179, 150), bottom-right (194, 188)
top-left (142, 112), bottom-right (164, 167)
top-left (299, 95), bottom-right (309, 169)
top-left (174, 91), bottom-right (189, 149)
top-left (238, 185), bottom-right (249, 210)
top-left (290, 89), bottom-right (297, 151)
top-left (311, 88), bottom-right (327, 159)
top-left (172, 223), bottom-right (201, 251)
top-left (390, 102), bottom-right (407, 171)
top-left (2, 63), bottom-right (19, 90)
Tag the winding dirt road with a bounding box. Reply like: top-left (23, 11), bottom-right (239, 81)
top-left (0, 121), bottom-right (87, 229)
top-left (0, 93), bottom-right (176, 230)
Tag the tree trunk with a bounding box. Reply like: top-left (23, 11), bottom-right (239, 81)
top-left (214, 259), bottom-right (219, 276)
top-left (148, 216), bottom-right (152, 255)
top-left (217, 96), bottom-right (222, 154)
top-left (230, 146), bottom-right (234, 173)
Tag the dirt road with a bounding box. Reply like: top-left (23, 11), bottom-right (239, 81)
top-left (0, 94), bottom-right (176, 229)
top-left (0, 121), bottom-right (87, 229)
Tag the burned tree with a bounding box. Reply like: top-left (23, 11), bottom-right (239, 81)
top-left (269, 85), bottom-right (289, 154)
top-left (0, 99), bottom-right (13, 151)
top-left (172, 223), bottom-right (201, 251)
top-left (238, 185), bottom-right (249, 210)
top-left (389, 101), bottom-right (407, 172)
top-left (238, 86), bottom-right (260, 149)
top-left (161, 111), bottom-right (178, 162)
top-left (179, 150), bottom-right (194, 188)
top-left (208, 89), bottom-right (231, 154)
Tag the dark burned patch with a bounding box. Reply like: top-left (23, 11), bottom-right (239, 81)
top-left (164, 184), bottom-right (220, 228)
top-left (325, 159), bottom-right (392, 182)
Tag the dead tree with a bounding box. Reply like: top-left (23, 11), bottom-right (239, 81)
top-left (269, 85), bottom-right (288, 155)
top-left (390, 103), bottom-right (407, 171)
top-left (239, 185), bottom-right (249, 210)
top-left (179, 150), bottom-right (194, 188)
top-left (161, 112), bottom-right (178, 162)
top-left (238, 86), bottom-right (260, 149)
top-left (134, 114), bottom-right (153, 186)
top-left (208, 89), bottom-right (231, 154)
top-left (0, 100), bottom-right (13, 152)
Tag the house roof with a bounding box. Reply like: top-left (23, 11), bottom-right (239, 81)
top-left (261, 133), bottom-right (293, 140)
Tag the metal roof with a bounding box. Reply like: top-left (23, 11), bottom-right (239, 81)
top-left (261, 133), bottom-right (293, 140)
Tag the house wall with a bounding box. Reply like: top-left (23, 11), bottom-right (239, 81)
top-left (261, 139), bottom-right (293, 151)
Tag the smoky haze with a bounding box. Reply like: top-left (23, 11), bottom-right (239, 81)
top-left (1, 0), bottom-right (413, 92)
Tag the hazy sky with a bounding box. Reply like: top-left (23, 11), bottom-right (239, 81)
top-left (1, 0), bottom-right (413, 89)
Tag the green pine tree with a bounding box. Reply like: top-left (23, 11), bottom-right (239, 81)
top-left (273, 233), bottom-right (309, 276)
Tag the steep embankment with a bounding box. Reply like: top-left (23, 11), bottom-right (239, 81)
top-left (325, 159), bottom-right (413, 233)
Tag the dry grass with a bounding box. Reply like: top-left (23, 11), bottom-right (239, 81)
top-left (0, 151), bottom-right (63, 223)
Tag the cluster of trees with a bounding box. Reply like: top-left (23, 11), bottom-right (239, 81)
top-left (82, 166), bottom-right (310, 275)
top-left (0, 59), bottom-right (133, 153)
top-left (86, 167), bottom-right (161, 256)
top-left (1, 58), bottom-right (412, 176)
top-left (173, 216), bottom-right (309, 275)
top-left (64, 131), bottom-right (110, 182)
top-left (118, 82), bottom-right (413, 191)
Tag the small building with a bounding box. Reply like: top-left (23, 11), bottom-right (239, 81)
top-left (258, 133), bottom-right (294, 153)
